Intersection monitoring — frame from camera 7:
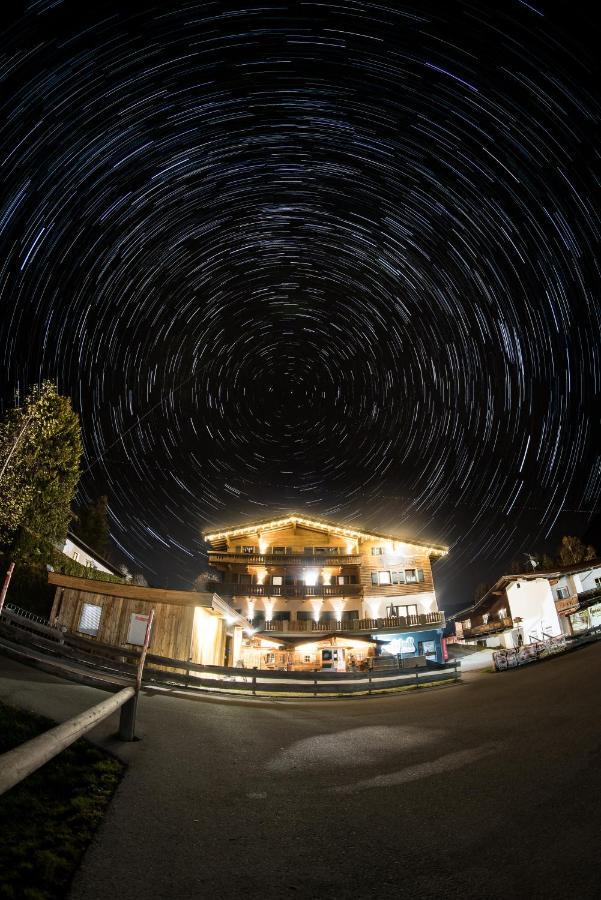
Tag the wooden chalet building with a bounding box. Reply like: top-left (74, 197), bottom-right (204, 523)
top-left (450, 558), bottom-right (601, 648)
top-left (204, 514), bottom-right (448, 671)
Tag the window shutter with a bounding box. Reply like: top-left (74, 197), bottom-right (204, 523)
top-left (417, 569), bottom-right (425, 582)
top-left (78, 603), bottom-right (102, 636)
top-left (371, 572), bottom-right (378, 586)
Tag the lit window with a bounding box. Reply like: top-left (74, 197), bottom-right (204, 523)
top-left (272, 575), bottom-right (283, 586)
top-left (242, 546), bottom-right (255, 554)
top-left (498, 608), bottom-right (507, 620)
top-left (482, 613), bottom-right (489, 624)
top-left (78, 603), bottom-right (101, 636)
top-left (72, 551), bottom-right (79, 562)
top-left (371, 547), bottom-right (384, 556)
top-left (377, 571), bottom-right (391, 585)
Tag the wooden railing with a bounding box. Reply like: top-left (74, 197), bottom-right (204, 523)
top-left (208, 552), bottom-right (361, 565)
top-left (215, 583), bottom-right (363, 598)
top-left (0, 608), bottom-right (456, 701)
top-left (0, 687), bottom-right (136, 796)
top-left (262, 612), bottom-right (444, 633)
top-left (463, 616), bottom-right (513, 638)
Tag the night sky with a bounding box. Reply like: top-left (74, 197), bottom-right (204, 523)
top-left (0, 1), bottom-right (599, 613)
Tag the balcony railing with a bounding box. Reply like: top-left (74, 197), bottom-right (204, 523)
top-left (463, 616), bottom-right (513, 638)
top-left (554, 595), bottom-right (580, 615)
top-left (261, 612), bottom-right (445, 634)
top-left (213, 583), bottom-right (363, 598)
top-left (208, 552), bottom-right (361, 566)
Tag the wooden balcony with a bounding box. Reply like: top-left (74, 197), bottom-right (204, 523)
top-left (463, 616), bottom-right (513, 638)
top-left (555, 595), bottom-right (580, 615)
top-left (261, 611), bottom-right (445, 635)
top-left (208, 551), bottom-right (361, 566)
top-left (214, 582), bottom-right (363, 598)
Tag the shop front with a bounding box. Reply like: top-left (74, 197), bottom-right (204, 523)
top-left (374, 627), bottom-right (445, 663)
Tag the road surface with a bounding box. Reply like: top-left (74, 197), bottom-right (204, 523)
top-left (0, 644), bottom-right (600, 899)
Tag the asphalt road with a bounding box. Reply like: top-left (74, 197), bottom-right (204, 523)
top-left (1, 644), bottom-right (600, 900)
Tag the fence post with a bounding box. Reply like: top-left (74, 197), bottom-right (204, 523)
top-left (368, 673), bottom-right (372, 695)
top-left (119, 609), bottom-right (155, 741)
top-left (415, 666), bottom-right (420, 688)
top-left (454, 660), bottom-right (459, 681)
top-left (118, 693), bottom-right (138, 741)
top-left (0, 562), bottom-right (15, 617)
top-left (252, 675), bottom-right (257, 696)
top-left (314, 678), bottom-right (318, 697)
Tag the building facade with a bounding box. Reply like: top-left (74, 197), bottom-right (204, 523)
top-left (451, 559), bottom-right (601, 648)
top-left (61, 532), bottom-right (122, 576)
top-left (48, 572), bottom-right (244, 667)
top-left (204, 514), bottom-right (448, 670)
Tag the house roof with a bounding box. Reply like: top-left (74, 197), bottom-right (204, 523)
top-left (449, 557), bottom-right (601, 622)
top-left (64, 531), bottom-right (123, 576)
top-left (203, 513), bottom-right (448, 556)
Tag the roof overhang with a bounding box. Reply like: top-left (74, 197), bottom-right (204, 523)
top-left (203, 513), bottom-right (448, 556)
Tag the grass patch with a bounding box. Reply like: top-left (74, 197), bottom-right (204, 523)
top-left (0, 701), bottom-right (125, 900)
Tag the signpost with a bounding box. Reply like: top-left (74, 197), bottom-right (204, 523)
top-left (119, 608), bottom-right (155, 740)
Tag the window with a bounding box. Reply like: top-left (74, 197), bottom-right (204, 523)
top-left (242, 546), bottom-right (255, 554)
top-left (337, 575), bottom-right (350, 585)
top-left (371, 546), bottom-right (384, 555)
top-left (405, 569), bottom-right (417, 583)
top-left (238, 573), bottom-right (251, 585)
top-left (482, 613), bottom-right (489, 624)
top-left (314, 546), bottom-right (332, 555)
top-left (273, 546), bottom-right (290, 554)
top-left (556, 587), bottom-right (570, 600)
top-left (342, 610), bottom-right (359, 621)
top-left (304, 655), bottom-right (312, 663)
top-left (72, 551), bottom-right (79, 562)
top-left (391, 571), bottom-right (406, 584)
top-left (265, 653), bottom-right (275, 664)
top-left (498, 608), bottom-right (507, 620)
top-left (376, 571), bottom-right (391, 585)
top-left (463, 618), bottom-right (471, 630)
top-left (127, 613), bottom-right (151, 646)
top-left (272, 575), bottom-right (283, 586)
top-left (78, 603), bottom-right (101, 636)
top-left (297, 611), bottom-right (311, 621)
top-left (595, 577), bottom-right (601, 588)
top-left (272, 611), bottom-right (290, 622)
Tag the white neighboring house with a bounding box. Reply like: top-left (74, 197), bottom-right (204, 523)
top-left (61, 532), bottom-right (122, 577)
top-left (451, 559), bottom-right (601, 649)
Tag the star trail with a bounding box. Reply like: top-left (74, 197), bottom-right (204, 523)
top-left (0, 1), bottom-right (599, 608)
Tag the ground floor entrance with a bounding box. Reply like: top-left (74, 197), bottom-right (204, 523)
top-left (238, 634), bottom-right (375, 671)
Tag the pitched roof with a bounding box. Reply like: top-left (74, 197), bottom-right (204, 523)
top-left (203, 513), bottom-right (447, 555)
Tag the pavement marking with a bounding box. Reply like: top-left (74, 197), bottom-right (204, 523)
top-left (332, 744), bottom-right (500, 794)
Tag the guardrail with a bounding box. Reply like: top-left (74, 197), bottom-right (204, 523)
top-left (0, 607), bottom-right (155, 796)
top-left (0, 607), bottom-right (459, 697)
top-left (0, 687), bottom-right (136, 796)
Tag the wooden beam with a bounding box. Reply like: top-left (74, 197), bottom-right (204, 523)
top-left (48, 572), bottom-right (213, 607)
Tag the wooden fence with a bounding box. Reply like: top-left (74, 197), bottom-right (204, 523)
top-left (0, 606), bottom-right (459, 697)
